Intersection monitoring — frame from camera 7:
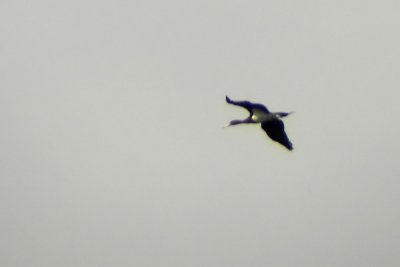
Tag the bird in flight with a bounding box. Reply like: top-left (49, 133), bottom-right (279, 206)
top-left (224, 96), bottom-right (294, 150)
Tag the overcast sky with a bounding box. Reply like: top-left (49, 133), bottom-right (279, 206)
top-left (1, 0), bottom-right (400, 266)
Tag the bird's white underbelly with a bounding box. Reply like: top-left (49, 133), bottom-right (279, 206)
top-left (251, 110), bottom-right (271, 122)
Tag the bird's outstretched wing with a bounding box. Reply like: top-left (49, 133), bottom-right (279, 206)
top-left (261, 120), bottom-right (293, 150)
top-left (226, 96), bottom-right (269, 114)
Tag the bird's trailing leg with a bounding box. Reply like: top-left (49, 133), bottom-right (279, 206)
top-left (275, 111), bottom-right (294, 118)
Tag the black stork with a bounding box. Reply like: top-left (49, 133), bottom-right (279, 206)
top-left (224, 96), bottom-right (294, 150)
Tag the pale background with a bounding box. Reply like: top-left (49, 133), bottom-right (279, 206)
top-left (1, 0), bottom-right (400, 266)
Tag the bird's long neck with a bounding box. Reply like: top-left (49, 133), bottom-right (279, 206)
top-left (229, 117), bottom-right (254, 125)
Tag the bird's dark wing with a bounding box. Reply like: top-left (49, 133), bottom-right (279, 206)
top-left (261, 119), bottom-right (293, 150)
top-left (226, 96), bottom-right (269, 114)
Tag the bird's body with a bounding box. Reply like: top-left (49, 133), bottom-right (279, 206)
top-left (251, 110), bottom-right (276, 123)
top-left (224, 96), bottom-right (293, 150)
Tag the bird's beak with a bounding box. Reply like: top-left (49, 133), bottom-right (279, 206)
top-left (222, 123), bottom-right (231, 129)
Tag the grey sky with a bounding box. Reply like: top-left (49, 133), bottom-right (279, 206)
top-left (1, 0), bottom-right (400, 266)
